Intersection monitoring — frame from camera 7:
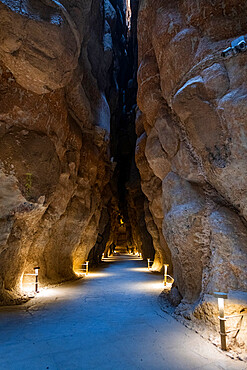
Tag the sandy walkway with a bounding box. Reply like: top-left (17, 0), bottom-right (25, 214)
top-left (0, 255), bottom-right (244, 370)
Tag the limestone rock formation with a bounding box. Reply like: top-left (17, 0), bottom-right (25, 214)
top-left (1, 0), bottom-right (246, 357)
top-left (136, 0), bottom-right (247, 340)
top-left (0, 0), bottom-right (126, 304)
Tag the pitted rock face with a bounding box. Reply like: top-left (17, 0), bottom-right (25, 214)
top-left (136, 0), bottom-right (247, 314)
top-left (0, 2), bottom-right (246, 357)
top-left (0, 0), bottom-right (126, 304)
top-left (0, 0), bottom-right (81, 94)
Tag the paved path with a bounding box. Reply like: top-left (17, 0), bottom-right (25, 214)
top-left (0, 255), bottom-right (244, 370)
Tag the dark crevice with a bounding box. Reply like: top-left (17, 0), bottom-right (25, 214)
top-left (89, 0), bottom-right (155, 264)
top-left (109, 0), bottom-right (154, 259)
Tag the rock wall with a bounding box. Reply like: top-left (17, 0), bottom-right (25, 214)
top-left (136, 0), bottom-right (247, 313)
top-left (0, 0), bottom-right (126, 304)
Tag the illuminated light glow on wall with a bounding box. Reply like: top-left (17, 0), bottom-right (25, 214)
top-left (75, 261), bottom-right (89, 276)
top-left (74, 271), bottom-right (85, 277)
top-left (20, 267), bottom-right (40, 296)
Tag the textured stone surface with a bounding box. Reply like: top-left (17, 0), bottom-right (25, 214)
top-left (0, 0), bottom-right (125, 304)
top-left (136, 1), bottom-right (247, 348)
top-left (1, 0), bottom-right (246, 359)
top-left (0, 0), bottom-right (81, 94)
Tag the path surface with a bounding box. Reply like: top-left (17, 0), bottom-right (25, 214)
top-left (0, 255), bottom-right (244, 370)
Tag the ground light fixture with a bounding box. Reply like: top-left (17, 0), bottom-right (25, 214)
top-left (164, 264), bottom-right (169, 285)
top-left (76, 261), bottom-right (89, 276)
top-left (147, 258), bottom-right (151, 270)
top-left (34, 267), bottom-right (40, 293)
top-left (163, 264), bottom-right (174, 289)
top-left (22, 267), bottom-right (40, 295)
top-left (213, 292), bottom-right (228, 351)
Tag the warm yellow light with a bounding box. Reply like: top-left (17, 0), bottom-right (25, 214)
top-left (86, 272), bottom-right (116, 279)
top-left (74, 271), bottom-right (85, 277)
top-left (163, 282), bottom-right (173, 289)
top-left (213, 292), bottom-right (228, 351)
top-left (218, 297), bottom-right (225, 317)
top-left (126, 267), bottom-right (149, 273)
top-left (20, 269), bottom-right (40, 296)
top-left (37, 287), bottom-right (64, 298)
top-left (129, 281), bottom-right (165, 293)
top-left (214, 292), bottom-right (228, 318)
top-left (163, 275), bottom-right (174, 289)
top-left (74, 271), bottom-right (115, 279)
top-left (163, 264), bottom-right (174, 289)
top-left (164, 264), bottom-right (169, 285)
top-left (21, 284), bottom-right (35, 295)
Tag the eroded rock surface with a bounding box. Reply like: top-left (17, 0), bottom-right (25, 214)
top-left (1, 0), bottom-right (246, 356)
top-left (0, 0), bottom-right (128, 304)
top-left (136, 0), bottom-right (247, 348)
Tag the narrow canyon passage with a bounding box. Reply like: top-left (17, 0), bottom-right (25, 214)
top-left (0, 0), bottom-right (247, 366)
top-left (0, 256), bottom-right (242, 370)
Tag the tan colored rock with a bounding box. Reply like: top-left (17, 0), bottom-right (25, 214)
top-left (137, 1), bottom-right (247, 338)
top-left (154, 114), bottom-right (179, 159)
top-left (206, 207), bottom-right (247, 294)
top-left (145, 127), bottom-right (170, 180)
top-left (135, 109), bottom-right (145, 137)
top-left (171, 141), bottom-right (204, 184)
top-left (0, 0), bottom-right (116, 304)
top-left (162, 172), bottom-right (209, 302)
top-left (137, 53), bottom-right (163, 126)
top-left (135, 132), bottom-right (153, 183)
top-left (0, 170), bottom-right (25, 218)
top-left (0, 0), bottom-right (80, 94)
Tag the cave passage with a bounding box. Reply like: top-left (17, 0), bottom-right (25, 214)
top-left (87, 0), bottom-right (155, 267)
top-left (1, 0), bottom-right (246, 366)
top-left (0, 254), bottom-right (238, 370)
